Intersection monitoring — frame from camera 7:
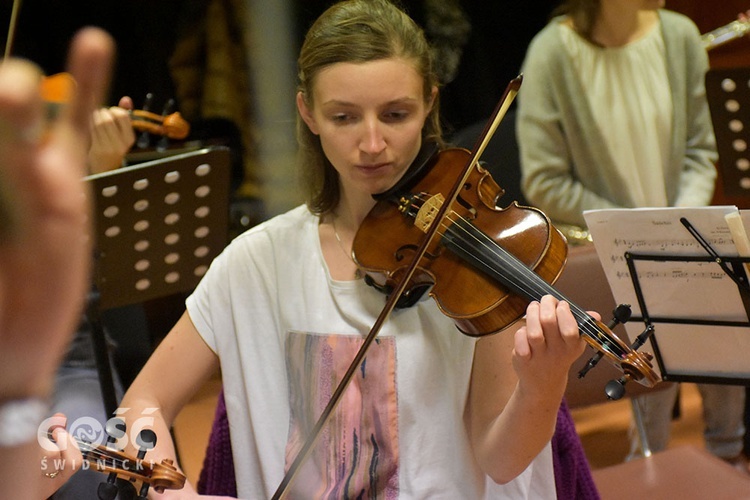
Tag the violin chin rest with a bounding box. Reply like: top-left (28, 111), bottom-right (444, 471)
top-left (362, 274), bottom-right (431, 309)
top-left (372, 141), bottom-right (440, 202)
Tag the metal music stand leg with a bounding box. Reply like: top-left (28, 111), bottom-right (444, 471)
top-left (630, 397), bottom-right (653, 458)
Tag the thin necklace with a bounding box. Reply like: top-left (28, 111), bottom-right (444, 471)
top-left (332, 216), bottom-right (363, 280)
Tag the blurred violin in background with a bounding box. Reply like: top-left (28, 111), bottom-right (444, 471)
top-left (39, 72), bottom-right (190, 142)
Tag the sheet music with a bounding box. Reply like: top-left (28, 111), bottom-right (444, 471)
top-left (583, 206), bottom-right (750, 380)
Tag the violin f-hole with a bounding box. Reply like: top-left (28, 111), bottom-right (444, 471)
top-left (454, 192), bottom-right (478, 219)
top-left (394, 243), bottom-right (443, 263)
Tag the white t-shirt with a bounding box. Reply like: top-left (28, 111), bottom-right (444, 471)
top-left (187, 204), bottom-right (555, 499)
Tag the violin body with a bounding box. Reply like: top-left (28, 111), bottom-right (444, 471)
top-left (355, 147), bottom-right (568, 336)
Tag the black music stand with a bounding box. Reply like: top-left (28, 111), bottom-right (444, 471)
top-left (85, 146), bottom-right (232, 416)
top-left (706, 66), bottom-right (750, 198)
top-left (585, 206), bottom-right (750, 387)
top-left (623, 222), bottom-right (750, 385)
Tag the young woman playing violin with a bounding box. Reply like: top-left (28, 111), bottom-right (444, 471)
top-left (119, 1), bottom-right (588, 497)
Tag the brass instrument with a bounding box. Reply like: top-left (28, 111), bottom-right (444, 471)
top-left (702, 18), bottom-right (750, 51)
top-left (554, 222), bottom-right (593, 247)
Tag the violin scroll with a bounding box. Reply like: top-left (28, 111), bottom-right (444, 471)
top-left (131, 109), bottom-right (190, 140)
top-left (74, 420), bottom-right (185, 499)
top-left (81, 442), bottom-right (186, 495)
top-left (578, 304), bottom-right (632, 379)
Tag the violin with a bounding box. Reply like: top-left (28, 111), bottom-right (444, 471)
top-left (40, 73), bottom-right (190, 140)
top-left (352, 79), bottom-right (658, 390)
top-left (354, 145), bottom-right (658, 385)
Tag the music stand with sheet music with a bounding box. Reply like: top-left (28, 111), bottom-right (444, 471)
top-left (85, 146), bottom-right (232, 415)
top-left (584, 206), bottom-right (750, 387)
top-left (706, 66), bottom-right (750, 198)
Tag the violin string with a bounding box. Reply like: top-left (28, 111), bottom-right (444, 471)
top-left (410, 193), bottom-right (624, 358)
top-left (411, 193), bottom-right (560, 305)
top-left (74, 439), bottom-right (152, 472)
top-left (80, 449), bottom-right (131, 469)
top-left (438, 212), bottom-right (624, 358)
top-left (438, 211), bottom-right (626, 358)
top-left (410, 193), bottom-right (563, 306)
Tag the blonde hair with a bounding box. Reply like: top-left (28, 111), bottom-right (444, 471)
top-left (296, 0), bottom-right (444, 215)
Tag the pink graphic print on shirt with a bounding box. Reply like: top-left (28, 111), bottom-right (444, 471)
top-left (284, 332), bottom-right (399, 499)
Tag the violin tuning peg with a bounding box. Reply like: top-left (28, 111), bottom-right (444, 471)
top-left (136, 130), bottom-right (151, 149)
top-left (577, 352), bottom-right (603, 379)
top-left (612, 303), bottom-right (632, 324)
top-left (135, 428), bottom-right (157, 452)
top-left (137, 483), bottom-right (151, 499)
top-left (97, 482), bottom-right (119, 500)
top-left (142, 93), bottom-right (154, 111)
top-left (134, 430), bottom-right (157, 499)
top-left (605, 377), bottom-right (628, 401)
top-left (105, 417), bottom-right (126, 444)
top-left (156, 134), bottom-right (169, 152)
top-left (136, 131), bottom-right (150, 149)
top-left (161, 98), bottom-right (175, 115)
top-left (135, 93), bottom-right (155, 149)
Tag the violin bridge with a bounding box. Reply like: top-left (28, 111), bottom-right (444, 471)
top-left (414, 193), bottom-right (444, 233)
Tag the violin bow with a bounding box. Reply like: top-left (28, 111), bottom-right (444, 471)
top-left (4, 0), bottom-right (23, 59)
